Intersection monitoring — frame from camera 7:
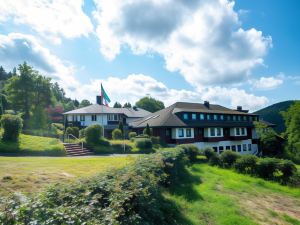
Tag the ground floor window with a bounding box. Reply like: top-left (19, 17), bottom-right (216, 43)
top-left (166, 129), bottom-right (170, 136)
top-left (80, 115), bottom-right (85, 121)
top-left (226, 146), bottom-right (230, 150)
top-left (237, 145), bottom-right (242, 152)
top-left (213, 147), bottom-right (218, 152)
top-left (232, 145), bottom-right (236, 151)
top-left (243, 144), bottom-right (247, 151)
top-left (248, 144), bottom-right (252, 151)
top-left (186, 128), bottom-right (192, 137)
top-left (219, 146), bottom-right (224, 154)
top-left (178, 128), bottom-right (184, 137)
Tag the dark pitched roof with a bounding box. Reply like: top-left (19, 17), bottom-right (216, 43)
top-left (130, 102), bottom-right (257, 128)
top-left (63, 104), bottom-right (150, 118)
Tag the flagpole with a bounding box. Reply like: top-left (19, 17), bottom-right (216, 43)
top-left (101, 84), bottom-right (104, 138)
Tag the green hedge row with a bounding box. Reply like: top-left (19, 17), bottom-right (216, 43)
top-left (204, 149), bottom-right (299, 185)
top-left (0, 148), bottom-right (189, 224)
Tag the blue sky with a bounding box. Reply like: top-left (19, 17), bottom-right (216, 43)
top-left (0, 0), bottom-right (299, 111)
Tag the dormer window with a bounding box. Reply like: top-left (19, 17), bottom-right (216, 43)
top-left (207, 114), bottom-right (211, 120)
top-left (200, 114), bottom-right (205, 120)
top-left (213, 114), bottom-right (218, 120)
top-left (192, 113), bottom-right (197, 120)
top-left (183, 113), bottom-right (188, 120)
top-left (220, 115), bottom-right (224, 120)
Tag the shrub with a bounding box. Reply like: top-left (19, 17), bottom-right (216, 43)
top-left (1, 114), bottom-right (23, 141)
top-left (85, 124), bottom-right (103, 144)
top-left (279, 160), bottom-right (297, 183)
top-left (112, 128), bottom-right (123, 140)
top-left (143, 123), bottom-right (152, 136)
top-left (234, 155), bottom-right (258, 174)
top-left (288, 171), bottom-right (300, 187)
top-left (66, 126), bottom-right (79, 138)
top-left (178, 144), bottom-right (199, 162)
top-left (79, 128), bottom-right (86, 138)
top-left (256, 157), bottom-right (281, 180)
top-left (128, 132), bottom-right (137, 139)
top-left (220, 151), bottom-right (241, 168)
top-left (209, 154), bottom-right (221, 166)
top-left (135, 138), bottom-right (153, 151)
top-left (203, 147), bottom-right (215, 160)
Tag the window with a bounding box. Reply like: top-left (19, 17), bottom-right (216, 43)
top-left (210, 128), bottom-right (215, 137)
top-left (192, 113), bottom-right (197, 120)
top-left (207, 114), bottom-right (211, 120)
top-left (91, 114), bottom-right (97, 121)
top-left (241, 128), bottom-right (246, 135)
top-left (108, 114), bottom-right (119, 121)
top-left (243, 116), bottom-right (247, 121)
top-left (248, 144), bottom-right (251, 151)
top-left (186, 128), bottom-right (192, 137)
top-left (226, 146), bottom-right (231, 150)
top-left (220, 115), bottom-right (224, 120)
top-left (243, 144), bottom-right (247, 151)
top-left (238, 116), bottom-right (241, 121)
top-left (216, 127), bottom-right (222, 136)
top-left (227, 115), bottom-right (231, 121)
top-left (114, 114), bottom-right (118, 121)
top-left (178, 128), bottom-right (184, 137)
top-left (236, 128), bottom-right (240, 135)
top-left (213, 114), bottom-right (218, 120)
top-left (183, 113), bottom-right (188, 120)
top-left (237, 145), bottom-right (242, 152)
top-left (249, 117), bottom-right (253, 121)
top-left (219, 146), bottom-right (224, 153)
top-left (213, 147), bottom-right (218, 152)
top-left (232, 145), bottom-right (236, 151)
top-left (80, 115), bottom-right (85, 121)
top-left (233, 115), bottom-right (236, 121)
top-left (200, 114), bottom-right (205, 120)
top-left (166, 129), bottom-right (170, 136)
top-left (72, 115), bottom-right (77, 121)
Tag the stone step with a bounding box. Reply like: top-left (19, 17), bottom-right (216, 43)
top-left (63, 143), bottom-right (93, 157)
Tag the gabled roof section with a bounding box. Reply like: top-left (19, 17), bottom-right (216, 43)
top-left (129, 101), bottom-right (258, 128)
top-left (63, 104), bottom-right (150, 118)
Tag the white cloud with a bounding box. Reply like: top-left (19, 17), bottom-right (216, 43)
top-left (0, 33), bottom-right (79, 92)
top-left (250, 76), bottom-right (283, 90)
top-left (93, 0), bottom-right (272, 87)
top-left (76, 73), bottom-right (268, 111)
top-left (0, 0), bottom-right (93, 42)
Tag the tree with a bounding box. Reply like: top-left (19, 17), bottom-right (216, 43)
top-left (51, 82), bottom-right (65, 103)
top-left (1, 114), bottom-right (23, 141)
top-left (112, 128), bottom-right (122, 140)
top-left (143, 123), bottom-right (152, 136)
top-left (73, 99), bottom-right (80, 108)
top-left (118, 121), bottom-right (124, 134)
top-left (29, 106), bottom-right (48, 130)
top-left (79, 99), bottom-right (92, 107)
top-left (281, 102), bottom-right (300, 162)
top-left (0, 66), bottom-right (7, 80)
top-left (254, 121), bottom-right (284, 157)
top-left (123, 102), bottom-right (132, 108)
top-left (135, 96), bottom-right (165, 113)
top-left (113, 102), bottom-right (122, 108)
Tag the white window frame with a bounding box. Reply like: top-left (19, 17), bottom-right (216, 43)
top-left (178, 128), bottom-right (184, 137)
top-left (208, 128), bottom-right (223, 137)
top-left (80, 115), bottom-right (85, 121)
top-left (234, 127), bottom-right (247, 136)
top-left (192, 113), bottom-right (197, 120)
top-left (91, 114), bottom-right (97, 121)
top-left (108, 114), bottom-right (119, 121)
top-left (186, 128), bottom-right (192, 137)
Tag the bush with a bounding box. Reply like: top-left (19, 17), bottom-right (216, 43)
top-left (128, 131), bottom-right (137, 139)
top-left (209, 154), bottom-right (221, 166)
top-left (178, 144), bottom-right (199, 162)
top-left (143, 123), bottom-right (152, 136)
top-left (0, 148), bottom-right (191, 224)
top-left (66, 127), bottom-right (79, 138)
top-left (112, 128), bottom-right (123, 140)
top-left (288, 171), bottom-right (300, 187)
top-left (79, 128), bottom-right (86, 138)
top-left (220, 151), bottom-right (241, 168)
top-left (203, 147), bottom-right (215, 160)
top-left (279, 160), bottom-right (297, 183)
top-left (135, 138), bottom-right (153, 151)
top-left (256, 158), bottom-right (281, 180)
top-left (85, 124), bottom-right (103, 144)
top-left (1, 114), bottom-right (23, 141)
top-left (234, 155), bottom-right (258, 174)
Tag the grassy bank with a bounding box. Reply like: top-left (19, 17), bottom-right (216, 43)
top-left (165, 163), bottom-right (300, 225)
top-left (0, 156), bottom-right (134, 196)
top-left (0, 134), bottom-right (65, 156)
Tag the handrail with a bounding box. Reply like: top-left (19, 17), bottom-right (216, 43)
top-left (66, 133), bottom-right (83, 151)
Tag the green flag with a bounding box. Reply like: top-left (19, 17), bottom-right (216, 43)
top-left (101, 83), bottom-right (111, 103)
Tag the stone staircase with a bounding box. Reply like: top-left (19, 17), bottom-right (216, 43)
top-left (63, 143), bottom-right (93, 156)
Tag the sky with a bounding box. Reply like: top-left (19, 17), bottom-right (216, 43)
top-left (0, 0), bottom-right (299, 111)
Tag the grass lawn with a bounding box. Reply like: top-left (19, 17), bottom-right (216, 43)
top-left (166, 163), bottom-right (300, 225)
top-left (0, 134), bottom-right (65, 156)
top-left (0, 156), bottom-right (134, 196)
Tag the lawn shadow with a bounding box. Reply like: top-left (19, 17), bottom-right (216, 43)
top-left (0, 139), bottom-right (21, 156)
top-left (169, 165), bottom-right (203, 202)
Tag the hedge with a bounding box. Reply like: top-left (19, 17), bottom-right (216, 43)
top-left (0, 148), bottom-right (189, 224)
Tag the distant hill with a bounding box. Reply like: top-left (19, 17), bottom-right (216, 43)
top-left (254, 100), bottom-right (298, 134)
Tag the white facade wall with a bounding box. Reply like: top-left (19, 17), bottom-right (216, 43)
top-left (67, 114), bottom-right (108, 126)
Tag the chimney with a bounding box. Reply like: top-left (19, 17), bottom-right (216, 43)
top-left (96, 96), bottom-right (102, 105)
top-left (237, 106), bottom-right (242, 111)
top-left (204, 101), bottom-right (210, 108)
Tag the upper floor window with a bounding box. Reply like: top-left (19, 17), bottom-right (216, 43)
top-left (178, 128), bottom-right (184, 137)
top-left (186, 128), bottom-right (192, 137)
top-left (233, 115), bottom-right (236, 121)
top-left (241, 127), bottom-right (246, 135)
top-left (192, 113), bottom-right (197, 120)
top-left (238, 116), bottom-right (241, 121)
top-left (200, 114), bottom-right (205, 120)
top-left (213, 114), bottom-right (218, 120)
top-left (209, 128), bottom-right (223, 137)
top-left (108, 114), bottom-right (119, 121)
top-left (235, 127), bottom-right (247, 136)
top-left (220, 115), bottom-right (224, 120)
top-left (243, 116), bottom-right (247, 121)
top-left (227, 115), bottom-right (231, 121)
top-left (80, 115), bottom-right (85, 121)
top-left (207, 114), bottom-right (211, 120)
top-left (183, 113), bottom-right (188, 120)
top-left (72, 115), bottom-right (77, 121)
top-left (91, 114), bottom-right (97, 121)
top-left (216, 127), bottom-right (222, 136)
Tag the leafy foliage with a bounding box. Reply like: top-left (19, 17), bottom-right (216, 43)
top-left (113, 102), bottom-right (122, 108)
top-left (220, 151), bottom-right (241, 168)
top-left (1, 114), bottom-right (23, 141)
top-left (112, 128), bottom-right (123, 140)
top-left (234, 155), bottom-right (258, 174)
top-left (135, 138), bottom-right (153, 151)
top-left (85, 124), bottom-right (103, 144)
top-left (143, 123), bottom-right (152, 136)
top-left (135, 96), bottom-right (165, 113)
top-left (128, 132), bottom-right (137, 139)
top-left (178, 144), bottom-right (200, 162)
top-left (66, 126), bottom-right (79, 138)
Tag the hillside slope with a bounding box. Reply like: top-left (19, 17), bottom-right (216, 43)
top-left (254, 100), bottom-right (298, 133)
